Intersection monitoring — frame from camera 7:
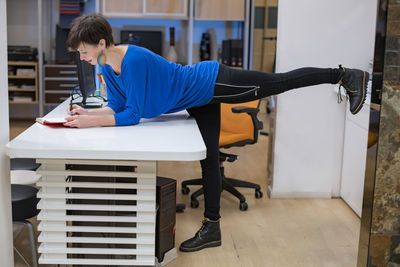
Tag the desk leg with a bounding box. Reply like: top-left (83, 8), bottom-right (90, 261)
top-left (36, 159), bottom-right (157, 266)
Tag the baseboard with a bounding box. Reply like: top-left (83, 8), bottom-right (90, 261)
top-left (267, 186), bottom-right (332, 199)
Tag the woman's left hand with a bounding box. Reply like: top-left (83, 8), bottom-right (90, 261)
top-left (64, 115), bottom-right (95, 128)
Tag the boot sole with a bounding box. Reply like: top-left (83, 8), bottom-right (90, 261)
top-left (179, 240), bottom-right (222, 252)
top-left (351, 71), bottom-right (369, 115)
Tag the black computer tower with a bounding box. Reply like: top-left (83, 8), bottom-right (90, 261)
top-left (156, 176), bottom-right (177, 263)
top-left (231, 39), bottom-right (243, 67)
top-left (222, 39), bottom-right (243, 67)
top-left (222, 40), bottom-right (231, 66)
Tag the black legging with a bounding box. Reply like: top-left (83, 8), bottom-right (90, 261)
top-left (187, 64), bottom-right (342, 220)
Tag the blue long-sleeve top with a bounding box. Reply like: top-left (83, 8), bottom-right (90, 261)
top-left (102, 45), bottom-right (219, 126)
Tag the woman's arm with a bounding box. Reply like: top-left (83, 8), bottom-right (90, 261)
top-left (64, 114), bottom-right (115, 128)
top-left (87, 106), bottom-right (115, 115)
top-left (65, 105), bottom-right (116, 128)
top-left (68, 104), bottom-right (115, 116)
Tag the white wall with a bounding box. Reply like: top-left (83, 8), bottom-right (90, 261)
top-left (0, 0), bottom-right (14, 265)
top-left (270, 0), bottom-right (378, 197)
top-left (7, 0), bottom-right (38, 47)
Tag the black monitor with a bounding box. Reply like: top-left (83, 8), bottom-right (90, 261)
top-left (74, 55), bottom-right (102, 108)
top-left (120, 30), bottom-right (162, 55)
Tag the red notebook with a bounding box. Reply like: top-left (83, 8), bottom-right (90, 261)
top-left (35, 117), bottom-right (67, 128)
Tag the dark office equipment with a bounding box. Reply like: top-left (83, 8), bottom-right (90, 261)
top-left (156, 176), bottom-right (177, 263)
top-left (74, 55), bottom-right (101, 108)
top-left (56, 24), bottom-right (74, 63)
top-left (221, 39), bottom-right (243, 67)
top-left (200, 32), bottom-right (211, 61)
top-left (182, 100), bottom-right (264, 211)
top-left (120, 30), bottom-right (162, 55)
top-left (231, 39), bottom-right (243, 67)
top-left (222, 40), bottom-right (231, 65)
top-left (169, 27), bottom-right (175, 47)
top-left (8, 45), bottom-right (38, 61)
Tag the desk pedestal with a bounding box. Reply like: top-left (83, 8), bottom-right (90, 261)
top-left (35, 159), bottom-right (157, 266)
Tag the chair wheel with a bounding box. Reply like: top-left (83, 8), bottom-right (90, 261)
top-left (176, 203), bottom-right (186, 213)
top-left (255, 190), bottom-right (263, 198)
top-left (182, 187), bottom-right (190, 195)
top-left (190, 199), bottom-right (199, 208)
top-left (239, 202), bottom-right (248, 211)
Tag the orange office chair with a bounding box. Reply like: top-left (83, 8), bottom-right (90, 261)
top-left (182, 100), bottom-right (265, 211)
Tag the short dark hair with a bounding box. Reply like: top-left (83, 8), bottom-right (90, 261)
top-left (67, 14), bottom-right (114, 50)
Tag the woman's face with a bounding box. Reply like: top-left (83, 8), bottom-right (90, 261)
top-left (77, 40), bottom-right (105, 65)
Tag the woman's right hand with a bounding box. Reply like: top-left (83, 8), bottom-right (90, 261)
top-left (67, 104), bottom-right (88, 116)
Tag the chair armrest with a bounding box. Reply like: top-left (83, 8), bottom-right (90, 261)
top-left (232, 106), bottom-right (259, 115)
top-left (231, 106), bottom-right (263, 131)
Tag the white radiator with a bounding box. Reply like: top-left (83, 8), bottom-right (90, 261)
top-left (35, 159), bottom-right (157, 266)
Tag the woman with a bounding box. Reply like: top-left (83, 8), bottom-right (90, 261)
top-left (66, 14), bottom-right (368, 252)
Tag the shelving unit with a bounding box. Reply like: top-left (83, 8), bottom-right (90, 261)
top-left (194, 0), bottom-right (245, 21)
top-left (7, 0), bottom-right (48, 118)
top-left (44, 64), bottom-right (78, 113)
top-left (187, 0), bottom-right (252, 67)
top-left (8, 61), bottom-right (39, 104)
top-left (101, 0), bottom-right (188, 19)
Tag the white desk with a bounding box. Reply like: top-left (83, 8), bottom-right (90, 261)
top-left (6, 100), bottom-right (206, 266)
top-left (7, 100), bottom-right (206, 161)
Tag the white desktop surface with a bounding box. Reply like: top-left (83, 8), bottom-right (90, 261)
top-left (6, 100), bottom-right (206, 161)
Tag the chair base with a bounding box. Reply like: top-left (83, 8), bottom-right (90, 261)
top-left (182, 176), bottom-right (263, 211)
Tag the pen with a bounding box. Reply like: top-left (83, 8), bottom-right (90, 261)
top-left (70, 99), bottom-right (73, 115)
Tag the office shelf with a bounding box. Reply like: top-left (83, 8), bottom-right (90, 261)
top-left (8, 61), bottom-right (38, 104)
top-left (8, 75), bottom-right (36, 79)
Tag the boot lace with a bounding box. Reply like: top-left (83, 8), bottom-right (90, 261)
top-left (196, 218), bottom-right (219, 239)
top-left (196, 219), bottom-right (208, 240)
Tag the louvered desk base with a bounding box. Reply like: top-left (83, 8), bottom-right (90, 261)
top-left (35, 159), bottom-right (157, 266)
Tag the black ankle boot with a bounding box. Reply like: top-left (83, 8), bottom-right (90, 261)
top-left (337, 64), bottom-right (369, 115)
top-left (179, 218), bottom-right (221, 252)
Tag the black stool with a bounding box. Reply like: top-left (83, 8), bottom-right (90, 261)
top-left (12, 184), bottom-right (39, 267)
top-left (10, 158), bottom-right (41, 171)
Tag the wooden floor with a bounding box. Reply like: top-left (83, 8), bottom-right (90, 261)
top-left (9, 118), bottom-right (33, 140)
top-left (10, 106), bottom-right (361, 267)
